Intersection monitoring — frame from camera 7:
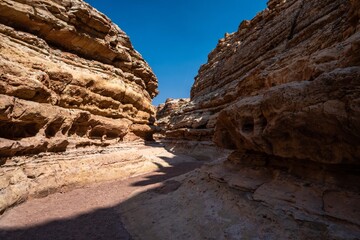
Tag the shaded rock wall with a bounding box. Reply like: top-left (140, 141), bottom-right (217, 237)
top-left (161, 0), bottom-right (360, 165)
top-left (157, 0), bottom-right (360, 231)
top-left (0, 0), bottom-right (158, 157)
top-left (155, 98), bottom-right (232, 163)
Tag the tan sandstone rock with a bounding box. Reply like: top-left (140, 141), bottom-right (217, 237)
top-left (0, 0), bottom-right (158, 157)
top-left (0, 0), bottom-right (159, 213)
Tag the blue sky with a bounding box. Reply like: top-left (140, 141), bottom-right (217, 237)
top-left (84, 1), bottom-right (267, 105)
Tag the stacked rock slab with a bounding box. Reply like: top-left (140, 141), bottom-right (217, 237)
top-left (0, 0), bottom-right (158, 157)
top-left (155, 98), bottom-right (189, 139)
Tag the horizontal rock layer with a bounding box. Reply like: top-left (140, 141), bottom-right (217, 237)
top-left (0, 0), bottom-right (158, 157)
top-left (155, 98), bottom-right (190, 139)
top-left (161, 0), bottom-right (360, 165)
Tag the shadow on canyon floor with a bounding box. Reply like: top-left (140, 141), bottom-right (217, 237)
top-left (131, 157), bottom-right (203, 187)
top-left (0, 153), bottom-right (204, 240)
top-left (0, 207), bottom-right (132, 240)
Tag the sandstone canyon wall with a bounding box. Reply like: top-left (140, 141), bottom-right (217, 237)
top-left (156, 0), bottom-right (360, 236)
top-left (160, 0), bottom-right (360, 165)
top-left (0, 0), bottom-right (160, 212)
top-left (0, 0), bottom-right (359, 237)
top-left (0, 0), bottom-right (158, 158)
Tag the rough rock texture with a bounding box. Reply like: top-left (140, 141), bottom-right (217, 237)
top-left (161, 0), bottom-right (360, 168)
top-left (1, 0), bottom-right (360, 238)
top-left (0, 0), bottom-right (158, 158)
top-left (155, 98), bottom-right (189, 139)
top-left (156, 0), bottom-right (360, 237)
top-left (0, 0), bottom-right (161, 214)
top-left (163, 0), bottom-right (360, 148)
top-left (214, 68), bottom-right (360, 165)
top-left (0, 152), bottom-right (203, 240)
top-left (119, 164), bottom-right (360, 240)
top-left (155, 98), bottom-right (230, 164)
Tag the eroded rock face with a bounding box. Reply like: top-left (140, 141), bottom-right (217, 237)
top-left (0, 0), bottom-right (158, 157)
top-left (157, 0), bottom-right (360, 235)
top-left (162, 0), bottom-right (360, 165)
top-left (214, 68), bottom-right (360, 165)
top-left (155, 98), bottom-right (190, 139)
top-left (0, 0), bottom-right (161, 213)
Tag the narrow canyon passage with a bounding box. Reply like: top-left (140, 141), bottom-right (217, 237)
top-left (0, 150), bottom-right (203, 240)
top-left (0, 0), bottom-right (359, 239)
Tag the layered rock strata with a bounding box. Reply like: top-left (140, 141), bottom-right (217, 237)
top-left (155, 98), bottom-right (189, 139)
top-left (0, 0), bottom-right (161, 213)
top-left (157, 0), bottom-right (360, 235)
top-left (155, 98), bottom-right (230, 161)
top-left (163, 0), bottom-right (360, 145)
top-left (160, 0), bottom-right (360, 172)
top-left (0, 0), bottom-right (158, 158)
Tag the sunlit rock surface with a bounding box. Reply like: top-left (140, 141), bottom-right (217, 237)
top-left (0, 0), bottom-right (158, 212)
top-left (0, 0), bottom-right (158, 158)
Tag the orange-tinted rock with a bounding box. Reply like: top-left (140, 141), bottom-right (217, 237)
top-left (0, 0), bottom-right (158, 157)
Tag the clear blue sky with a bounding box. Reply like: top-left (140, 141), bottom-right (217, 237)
top-left (84, 0), bottom-right (267, 105)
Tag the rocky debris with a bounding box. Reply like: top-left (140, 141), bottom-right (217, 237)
top-left (0, 0), bottom-right (158, 158)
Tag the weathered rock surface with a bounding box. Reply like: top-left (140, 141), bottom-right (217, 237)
top-left (214, 67), bottom-right (360, 165)
top-left (0, 0), bottom-right (158, 158)
top-left (0, 0), bottom-right (160, 214)
top-left (119, 164), bottom-right (360, 240)
top-left (155, 98), bottom-right (189, 139)
top-left (155, 98), bottom-right (231, 163)
top-left (1, 155), bottom-right (359, 240)
top-left (160, 0), bottom-right (360, 175)
top-left (1, 0), bottom-right (359, 238)
top-left (156, 0), bottom-right (360, 237)
top-left (162, 0), bottom-right (360, 150)
top-left (0, 152), bottom-right (203, 240)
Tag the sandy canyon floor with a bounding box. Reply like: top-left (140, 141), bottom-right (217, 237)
top-left (0, 159), bottom-right (202, 239)
top-left (0, 143), bottom-right (359, 240)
